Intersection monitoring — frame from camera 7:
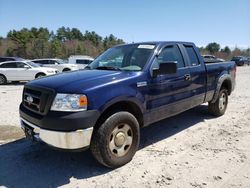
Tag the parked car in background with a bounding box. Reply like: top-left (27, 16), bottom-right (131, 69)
top-left (0, 61), bottom-right (58, 85)
top-left (0, 56), bottom-right (25, 62)
top-left (247, 57), bottom-right (250, 65)
top-left (32, 58), bottom-right (79, 72)
top-left (68, 55), bottom-right (94, 69)
top-left (202, 55), bottom-right (224, 63)
top-left (231, 56), bottom-right (249, 66)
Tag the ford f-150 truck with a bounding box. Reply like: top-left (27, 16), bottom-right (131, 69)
top-left (19, 41), bottom-right (236, 168)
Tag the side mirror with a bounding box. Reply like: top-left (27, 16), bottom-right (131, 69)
top-left (24, 65), bottom-right (30, 69)
top-left (153, 61), bottom-right (177, 77)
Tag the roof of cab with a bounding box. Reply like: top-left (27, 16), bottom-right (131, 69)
top-left (113, 41), bottom-right (195, 48)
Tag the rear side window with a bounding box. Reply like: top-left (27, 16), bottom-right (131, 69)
top-left (185, 46), bottom-right (200, 66)
top-left (0, 62), bottom-right (17, 68)
top-left (157, 45), bottom-right (185, 68)
top-left (33, 60), bottom-right (48, 64)
top-left (48, 60), bottom-right (57, 64)
top-left (76, 59), bottom-right (91, 64)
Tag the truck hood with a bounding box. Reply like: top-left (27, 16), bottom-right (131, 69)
top-left (27, 70), bottom-right (141, 93)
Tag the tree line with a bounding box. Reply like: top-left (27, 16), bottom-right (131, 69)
top-left (0, 27), bottom-right (249, 60)
top-left (0, 27), bottom-right (124, 59)
top-left (199, 42), bottom-right (250, 60)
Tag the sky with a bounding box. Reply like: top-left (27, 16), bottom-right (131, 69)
top-left (0, 0), bottom-right (249, 48)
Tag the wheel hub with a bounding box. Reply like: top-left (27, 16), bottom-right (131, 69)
top-left (219, 93), bottom-right (226, 110)
top-left (0, 77), bottom-right (4, 84)
top-left (114, 132), bottom-right (126, 147)
top-left (109, 123), bottom-right (133, 157)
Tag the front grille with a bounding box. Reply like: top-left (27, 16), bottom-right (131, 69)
top-left (23, 85), bottom-right (55, 115)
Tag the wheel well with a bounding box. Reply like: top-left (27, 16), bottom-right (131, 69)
top-left (0, 73), bottom-right (7, 83)
top-left (221, 79), bottom-right (232, 95)
top-left (63, 68), bottom-right (70, 72)
top-left (35, 72), bottom-right (46, 78)
top-left (95, 101), bottom-right (144, 129)
top-left (0, 73), bottom-right (7, 80)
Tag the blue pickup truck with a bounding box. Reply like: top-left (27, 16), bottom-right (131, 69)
top-left (20, 41), bottom-right (236, 168)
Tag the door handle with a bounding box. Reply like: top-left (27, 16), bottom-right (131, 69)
top-left (184, 74), bottom-right (191, 81)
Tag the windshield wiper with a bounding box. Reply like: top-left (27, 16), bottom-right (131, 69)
top-left (95, 66), bottom-right (121, 71)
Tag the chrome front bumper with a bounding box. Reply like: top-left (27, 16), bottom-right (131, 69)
top-left (20, 118), bottom-right (93, 149)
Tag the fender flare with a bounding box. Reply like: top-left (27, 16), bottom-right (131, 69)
top-left (211, 74), bottom-right (232, 103)
top-left (100, 96), bottom-right (145, 115)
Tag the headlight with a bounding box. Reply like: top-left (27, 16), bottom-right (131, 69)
top-left (51, 94), bottom-right (88, 112)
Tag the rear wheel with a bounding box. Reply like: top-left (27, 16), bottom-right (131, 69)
top-left (90, 111), bottom-right (140, 168)
top-left (208, 89), bottom-right (228, 116)
top-left (0, 75), bottom-right (7, 85)
top-left (63, 68), bottom-right (70, 72)
top-left (35, 73), bottom-right (46, 79)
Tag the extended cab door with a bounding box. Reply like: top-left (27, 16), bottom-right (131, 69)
top-left (146, 44), bottom-right (193, 124)
top-left (180, 44), bottom-right (207, 106)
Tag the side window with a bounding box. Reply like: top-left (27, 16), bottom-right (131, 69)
top-left (76, 60), bottom-right (89, 64)
top-left (0, 58), bottom-right (5, 62)
top-left (39, 60), bottom-right (49, 64)
top-left (33, 60), bottom-right (44, 64)
top-left (0, 63), bottom-right (6, 68)
top-left (184, 46), bottom-right (200, 66)
top-left (48, 60), bottom-right (56, 64)
top-left (2, 63), bottom-right (17, 68)
top-left (16, 62), bottom-right (28, 68)
top-left (157, 45), bottom-right (185, 68)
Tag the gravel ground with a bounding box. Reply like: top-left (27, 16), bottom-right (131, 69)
top-left (0, 67), bottom-right (250, 188)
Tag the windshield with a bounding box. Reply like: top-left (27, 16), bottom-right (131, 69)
top-left (56, 59), bottom-right (66, 64)
top-left (26, 61), bottom-right (40, 67)
top-left (88, 44), bottom-right (155, 71)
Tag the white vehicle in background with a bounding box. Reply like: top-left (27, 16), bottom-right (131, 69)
top-left (0, 61), bottom-right (58, 85)
top-left (202, 55), bottom-right (225, 63)
top-left (32, 58), bottom-right (79, 72)
top-left (68, 55), bottom-right (94, 69)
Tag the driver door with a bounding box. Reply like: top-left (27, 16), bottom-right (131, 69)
top-left (146, 44), bottom-right (193, 124)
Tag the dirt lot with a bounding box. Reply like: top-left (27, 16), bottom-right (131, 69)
top-left (0, 67), bottom-right (250, 188)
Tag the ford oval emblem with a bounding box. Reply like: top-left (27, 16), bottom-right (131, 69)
top-left (27, 95), bottom-right (33, 104)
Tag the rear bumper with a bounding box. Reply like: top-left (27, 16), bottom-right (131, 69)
top-left (21, 118), bottom-right (93, 149)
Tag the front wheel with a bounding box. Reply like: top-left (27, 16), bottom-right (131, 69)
top-left (0, 75), bottom-right (7, 85)
top-left (90, 111), bottom-right (140, 168)
top-left (208, 89), bottom-right (228, 116)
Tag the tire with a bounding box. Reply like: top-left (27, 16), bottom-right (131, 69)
top-left (63, 68), bottom-right (70, 72)
top-left (208, 89), bottom-right (228, 116)
top-left (0, 74), bottom-right (7, 85)
top-left (90, 111), bottom-right (140, 168)
top-left (35, 73), bottom-right (46, 79)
